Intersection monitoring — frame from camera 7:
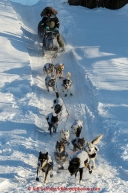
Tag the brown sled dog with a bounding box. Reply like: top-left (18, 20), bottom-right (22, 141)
top-left (55, 63), bottom-right (64, 79)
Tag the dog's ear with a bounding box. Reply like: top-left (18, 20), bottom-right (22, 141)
top-left (67, 130), bottom-right (69, 133)
top-left (39, 151), bottom-right (42, 155)
top-left (57, 141), bottom-right (59, 144)
top-left (62, 129), bottom-right (64, 133)
top-left (46, 152), bottom-right (48, 156)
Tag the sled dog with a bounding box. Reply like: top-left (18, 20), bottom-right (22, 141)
top-left (60, 129), bottom-right (70, 148)
top-left (45, 75), bottom-right (56, 92)
top-left (62, 72), bottom-right (72, 97)
top-left (54, 63), bottom-right (64, 79)
top-left (71, 120), bottom-right (83, 138)
top-left (54, 141), bottom-right (68, 172)
top-left (46, 112), bottom-right (58, 135)
top-left (84, 134), bottom-right (104, 169)
top-left (68, 149), bottom-right (92, 183)
top-left (71, 137), bottom-right (85, 152)
top-left (36, 151), bottom-right (53, 183)
top-left (43, 63), bottom-right (54, 76)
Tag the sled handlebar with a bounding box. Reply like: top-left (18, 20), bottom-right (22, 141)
top-left (45, 31), bottom-right (58, 34)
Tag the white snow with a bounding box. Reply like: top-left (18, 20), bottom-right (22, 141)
top-left (0, 0), bottom-right (128, 192)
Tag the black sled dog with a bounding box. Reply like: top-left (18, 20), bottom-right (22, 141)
top-left (68, 149), bottom-right (92, 183)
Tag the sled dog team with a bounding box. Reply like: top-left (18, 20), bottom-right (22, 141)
top-left (44, 63), bottom-right (72, 96)
top-left (36, 61), bottom-right (104, 183)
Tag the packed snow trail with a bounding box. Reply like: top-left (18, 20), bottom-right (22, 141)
top-left (12, 1), bottom-right (128, 191)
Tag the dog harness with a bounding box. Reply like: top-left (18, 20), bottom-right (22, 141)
top-left (54, 151), bottom-right (67, 162)
top-left (61, 138), bottom-right (70, 146)
top-left (72, 138), bottom-right (84, 150)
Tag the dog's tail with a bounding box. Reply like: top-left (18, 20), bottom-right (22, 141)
top-left (67, 72), bottom-right (71, 78)
top-left (91, 134), bottom-right (104, 145)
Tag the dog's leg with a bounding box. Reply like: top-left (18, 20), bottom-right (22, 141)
top-left (36, 167), bottom-right (40, 181)
top-left (65, 85), bottom-right (72, 96)
top-left (86, 162), bottom-right (92, 174)
top-left (62, 87), bottom-right (67, 97)
top-left (57, 164), bottom-right (61, 173)
top-left (89, 159), bottom-right (93, 169)
top-left (66, 87), bottom-right (71, 97)
top-left (53, 126), bottom-right (56, 133)
top-left (56, 69), bottom-right (58, 77)
top-left (69, 86), bottom-right (73, 96)
top-left (59, 72), bottom-right (61, 79)
top-left (66, 87), bottom-right (72, 97)
top-left (44, 169), bottom-right (49, 184)
top-left (50, 166), bottom-right (53, 178)
top-left (59, 163), bottom-right (64, 170)
top-left (61, 72), bottom-right (63, 79)
top-left (53, 124), bottom-right (58, 132)
top-left (59, 72), bottom-right (62, 79)
top-left (48, 124), bottom-right (52, 136)
top-left (76, 127), bottom-right (81, 137)
top-left (75, 172), bottom-right (77, 178)
top-left (65, 89), bottom-right (68, 97)
top-left (91, 158), bottom-right (96, 169)
top-left (50, 127), bottom-right (52, 136)
top-left (79, 168), bottom-right (83, 183)
top-left (45, 83), bottom-right (49, 92)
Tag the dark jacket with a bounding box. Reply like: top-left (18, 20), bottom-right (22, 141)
top-left (41, 15), bottom-right (60, 29)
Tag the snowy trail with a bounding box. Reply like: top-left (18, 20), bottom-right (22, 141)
top-left (11, 3), bottom-right (120, 191)
top-left (11, 1), bottom-right (103, 188)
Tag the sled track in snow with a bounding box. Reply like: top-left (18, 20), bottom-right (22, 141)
top-left (53, 46), bottom-right (92, 139)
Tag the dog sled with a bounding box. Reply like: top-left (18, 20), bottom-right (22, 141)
top-left (42, 31), bottom-right (60, 58)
